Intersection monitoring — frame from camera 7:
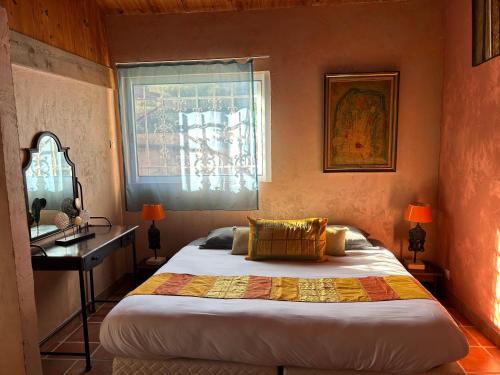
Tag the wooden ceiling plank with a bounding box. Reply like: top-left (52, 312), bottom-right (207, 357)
top-left (97, 0), bottom-right (405, 15)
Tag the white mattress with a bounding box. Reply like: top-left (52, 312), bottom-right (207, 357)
top-left (284, 362), bottom-right (465, 375)
top-left (113, 357), bottom-right (277, 375)
top-left (100, 240), bottom-right (468, 374)
top-left (112, 357), bottom-right (463, 375)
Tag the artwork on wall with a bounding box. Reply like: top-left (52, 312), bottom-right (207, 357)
top-left (472, 0), bottom-right (500, 66)
top-left (323, 72), bottom-right (399, 172)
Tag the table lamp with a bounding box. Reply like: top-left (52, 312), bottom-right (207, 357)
top-left (404, 203), bottom-right (432, 270)
top-left (141, 204), bottom-right (166, 265)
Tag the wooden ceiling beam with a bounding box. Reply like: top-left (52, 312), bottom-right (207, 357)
top-left (96, 0), bottom-right (405, 16)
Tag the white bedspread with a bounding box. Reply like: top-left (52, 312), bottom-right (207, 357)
top-left (100, 240), bottom-right (468, 374)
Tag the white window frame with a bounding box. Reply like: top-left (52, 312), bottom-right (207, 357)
top-left (254, 71), bottom-right (272, 182)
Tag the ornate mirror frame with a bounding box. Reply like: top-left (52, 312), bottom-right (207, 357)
top-left (22, 131), bottom-right (78, 242)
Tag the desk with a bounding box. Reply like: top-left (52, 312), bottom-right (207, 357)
top-left (32, 225), bottom-right (139, 371)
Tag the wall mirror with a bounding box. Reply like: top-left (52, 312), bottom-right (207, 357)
top-left (23, 132), bottom-right (77, 241)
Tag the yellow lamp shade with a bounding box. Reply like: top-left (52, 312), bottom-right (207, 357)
top-left (141, 204), bottom-right (165, 221)
top-left (404, 203), bottom-right (432, 223)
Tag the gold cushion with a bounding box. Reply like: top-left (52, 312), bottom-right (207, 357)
top-left (231, 226), bottom-right (249, 255)
top-left (326, 226), bottom-right (347, 256)
top-left (246, 217), bottom-right (328, 261)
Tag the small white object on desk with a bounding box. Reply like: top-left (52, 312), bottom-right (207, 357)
top-left (74, 197), bottom-right (82, 210)
top-left (80, 209), bottom-right (90, 225)
top-left (54, 211), bottom-right (70, 230)
top-left (145, 256), bottom-right (166, 266)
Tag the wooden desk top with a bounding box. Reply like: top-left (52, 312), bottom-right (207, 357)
top-left (32, 225), bottom-right (138, 259)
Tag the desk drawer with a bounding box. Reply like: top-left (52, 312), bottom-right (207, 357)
top-left (83, 244), bottom-right (117, 270)
top-left (84, 253), bottom-right (104, 270)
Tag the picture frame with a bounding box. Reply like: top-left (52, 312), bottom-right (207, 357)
top-left (323, 72), bottom-right (399, 172)
top-left (472, 0), bottom-right (500, 66)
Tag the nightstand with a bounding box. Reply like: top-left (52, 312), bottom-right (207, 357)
top-left (404, 261), bottom-right (443, 296)
top-left (136, 257), bottom-right (169, 283)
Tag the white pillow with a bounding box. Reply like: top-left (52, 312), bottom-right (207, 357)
top-left (231, 226), bottom-right (249, 255)
top-left (326, 226), bottom-right (347, 256)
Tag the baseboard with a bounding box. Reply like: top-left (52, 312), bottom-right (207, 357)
top-left (95, 273), bottom-right (133, 300)
top-left (39, 273), bottom-right (132, 345)
top-left (39, 308), bottom-right (82, 346)
top-left (445, 290), bottom-right (500, 347)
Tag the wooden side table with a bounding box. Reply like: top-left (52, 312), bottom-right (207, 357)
top-left (136, 257), bottom-right (169, 282)
top-left (404, 261), bottom-right (443, 296)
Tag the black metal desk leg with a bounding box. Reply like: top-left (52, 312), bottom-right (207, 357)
top-left (78, 269), bottom-right (92, 371)
top-left (89, 269), bottom-right (96, 313)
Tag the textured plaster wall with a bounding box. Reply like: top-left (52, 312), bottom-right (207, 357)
top-left (106, 0), bottom-right (444, 261)
top-left (12, 65), bottom-right (125, 339)
top-left (0, 9), bottom-right (42, 374)
top-left (439, 0), bottom-right (500, 335)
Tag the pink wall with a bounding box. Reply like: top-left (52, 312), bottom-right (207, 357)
top-left (12, 65), bottom-right (125, 339)
top-left (105, 0), bottom-right (444, 262)
top-left (439, 0), bottom-right (500, 340)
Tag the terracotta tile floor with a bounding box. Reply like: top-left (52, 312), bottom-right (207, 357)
top-left (445, 307), bottom-right (500, 374)
top-left (40, 290), bottom-right (499, 374)
top-left (39, 280), bottom-right (131, 375)
top-left (41, 303), bottom-right (116, 375)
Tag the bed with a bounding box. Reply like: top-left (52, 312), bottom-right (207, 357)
top-left (100, 238), bottom-right (468, 375)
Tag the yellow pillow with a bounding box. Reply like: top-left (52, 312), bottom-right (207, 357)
top-left (326, 226), bottom-right (347, 256)
top-left (246, 217), bottom-right (328, 262)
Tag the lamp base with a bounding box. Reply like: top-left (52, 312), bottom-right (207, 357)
top-left (145, 256), bottom-right (166, 266)
top-left (404, 258), bottom-right (426, 270)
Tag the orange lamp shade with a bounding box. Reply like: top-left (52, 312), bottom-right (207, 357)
top-left (404, 203), bottom-right (432, 223)
top-left (140, 204), bottom-right (165, 221)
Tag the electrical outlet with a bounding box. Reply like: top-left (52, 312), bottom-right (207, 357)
top-left (444, 269), bottom-right (450, 280)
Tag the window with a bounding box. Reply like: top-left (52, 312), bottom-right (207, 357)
top-left (117, 61), bottom-right (265, 211)
top-left (129, 71), bottom-right (271, 183)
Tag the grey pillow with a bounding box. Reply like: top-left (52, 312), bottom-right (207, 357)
top-left (329, 225), bottom-right (372, 249)
top-left (199, 227), bottom-right (234, 249)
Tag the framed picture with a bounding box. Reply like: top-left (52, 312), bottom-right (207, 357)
top-left (323, 72), bottom-right (399, 172)
top-left (472, 0), bottom-right (500, 66)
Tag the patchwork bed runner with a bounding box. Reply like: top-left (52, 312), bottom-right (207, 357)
top-left (127, 273), bottom-right (433, 302)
